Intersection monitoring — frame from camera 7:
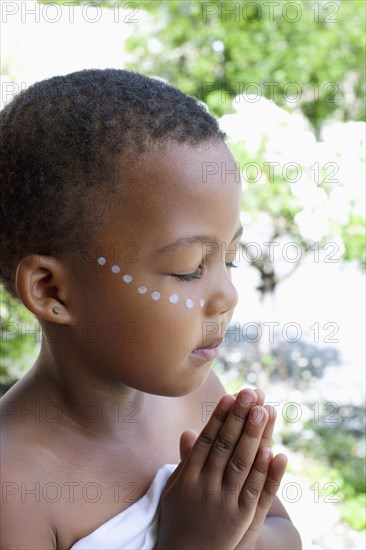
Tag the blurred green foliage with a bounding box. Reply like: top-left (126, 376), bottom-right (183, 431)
top-left (120, 0), bottom-right (366, 276)
top-left (38, 0), bottom-right (365, 134)
top-left (232, 137), bottom-right (365, 278)
top-left (339, 212), bottom-right (366, 268)
top-left (0, 286), bottom-right (40, 385)
top-left (124, 0), bottom-right (364, 134)
top-left (282, 403), bottom-right (366, 530)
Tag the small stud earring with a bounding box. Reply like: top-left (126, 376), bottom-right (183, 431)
top-left (52, 306), bottom-right (61, 314)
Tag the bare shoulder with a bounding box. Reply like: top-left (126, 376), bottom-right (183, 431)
top-left (1, 382), bottom-right (59, 548)
top-left (1, 434), bottom-right (57, 549)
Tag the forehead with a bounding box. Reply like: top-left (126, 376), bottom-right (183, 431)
top-left (151, 139), bottom-right (240, 191)
top-left (104, 140), bottom-right (242, 251)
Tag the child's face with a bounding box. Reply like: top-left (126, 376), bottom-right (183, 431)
top-left (69, 140), bottom-right (242, 396)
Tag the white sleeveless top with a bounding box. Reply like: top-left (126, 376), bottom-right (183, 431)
top-left (70, 463), bottom-right (177, 549)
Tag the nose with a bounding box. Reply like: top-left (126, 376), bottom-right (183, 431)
top-left (205, 266), bottom-right (239, 317)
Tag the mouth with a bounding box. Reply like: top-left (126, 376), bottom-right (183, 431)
top-left (191, 338), bottom-right (223, 362)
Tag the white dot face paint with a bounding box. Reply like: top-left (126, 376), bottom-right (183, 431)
top-left (97, 259), bottom-right (206, 311)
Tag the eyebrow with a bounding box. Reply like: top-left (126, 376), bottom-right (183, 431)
top-left (157, 225), bottom-right (244, 254)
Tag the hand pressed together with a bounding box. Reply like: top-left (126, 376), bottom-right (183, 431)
top-left (156, 389), bottom-right (288, 550)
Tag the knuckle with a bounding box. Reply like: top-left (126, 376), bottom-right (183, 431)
top-left (229, 455), bottom-right (248, 474)
top-left (214, 434), bottom-right (234, 453)
top-left (245, 482), bottom-right (260, 502)
top-left (197, 433), bottom-right (215, 447)
top-left (213, 406), bottom-right (227, 422)
top-left (245, 428), bottom-right (261, 441)
top-left (253, 463), bottom-right (268, 476)
top-left (231, 408), bottom-right (246, 423)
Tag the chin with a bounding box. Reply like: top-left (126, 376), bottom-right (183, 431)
top-left (158, 369), bottom-right (212, 398)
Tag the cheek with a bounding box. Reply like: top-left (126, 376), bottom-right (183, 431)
top-left (77, 260), bottom-right (211, 362)
top-left (95, 256), bottom-right (207, 314)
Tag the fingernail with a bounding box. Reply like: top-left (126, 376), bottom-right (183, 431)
top-left (261, 448), bottom-right (272, 462)
top-left (238, 390), bottom-right (256, 406)
top-left (221, 395), bottom-right (235, 412)
top-left (250, 406), bottom-right (263, 423)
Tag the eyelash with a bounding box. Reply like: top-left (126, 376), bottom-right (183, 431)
top-left (173, 262), bottom-right (239, 282)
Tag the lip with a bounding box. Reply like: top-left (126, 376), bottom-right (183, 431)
top-left (191, 338), bottom-right (223, 362)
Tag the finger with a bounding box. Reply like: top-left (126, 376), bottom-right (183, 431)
top-left (238, 447), bottom-right (273, 513)
top-left (159, 430), bottom-right (201, 491)
top-left (266, 453), bottom-right (288, 488)
top-left (180, 430), bottom-right (199, 461)
top-left (249, 453), bottom-right (288, 527)
top-left (203, 389), bottom-right (258, 479)
top-left (254, 388), bottom-right (265, 406)
top-left (236, 453), bottom-right (288, 548)
top-left (258, 405), bottom-right (276, 450)
top-left (185, 394), bottom-right (235, 471)
top-left (233, 387), bottom-right (264, 406)
top-left (223, 405), bottom-right (269, 489)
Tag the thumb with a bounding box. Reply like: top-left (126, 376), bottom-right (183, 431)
top-left (179, 429), bottom-right (199, 461)
top-left (162, 429), bottom-right (199, 493)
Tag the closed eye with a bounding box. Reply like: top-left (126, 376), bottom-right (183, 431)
top-left (173, 261), bottom-right (238, 282)
top-left (172, 267), bottom-right (202, 282)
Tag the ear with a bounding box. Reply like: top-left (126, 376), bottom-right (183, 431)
top-left (15, 254), bottom-right (75, 323)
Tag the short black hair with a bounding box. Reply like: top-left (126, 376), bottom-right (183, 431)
top-left (0, 68), bottom-right (225, 298)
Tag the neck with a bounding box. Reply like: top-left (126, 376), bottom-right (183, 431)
top-left (28, 339), bottom-right (151, 438)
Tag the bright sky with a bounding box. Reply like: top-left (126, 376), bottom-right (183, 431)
top-left (1, 0), bottom-right (146, 106)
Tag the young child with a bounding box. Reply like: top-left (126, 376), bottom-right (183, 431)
top-left (0, 69), bottom-right (301, 549)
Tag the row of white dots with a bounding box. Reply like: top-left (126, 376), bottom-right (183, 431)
top-left (97, 257), bottom-right (205, 309)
